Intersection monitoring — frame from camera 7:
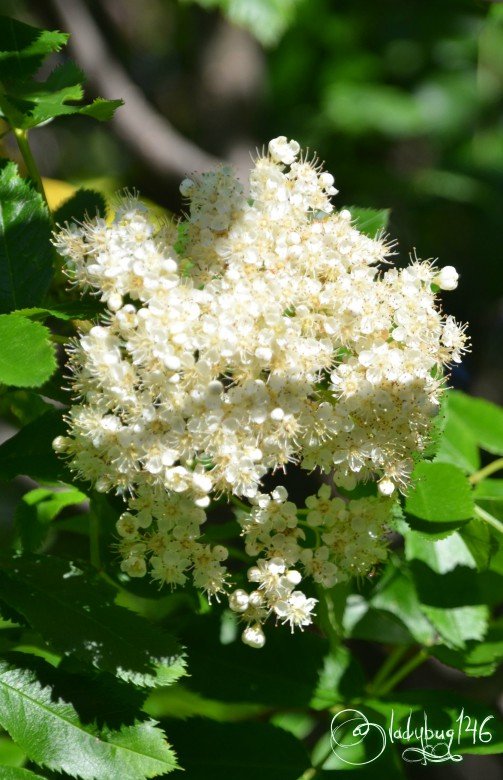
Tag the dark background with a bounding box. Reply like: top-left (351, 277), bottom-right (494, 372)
top-left (0, 2), bottom-right (502, 778)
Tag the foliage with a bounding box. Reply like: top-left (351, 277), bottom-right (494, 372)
top-left (0, 16), bottom-right (122, 130)
top-left (0, 9), bottom-right (501, 780)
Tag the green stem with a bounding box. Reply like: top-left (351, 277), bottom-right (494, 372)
top-left (372, 648), bottom-right (429, 697)
top-left (89, 507), bottom-right (101, 569)
top-left (13, 127), bottom-right (50, 209)
top-left (474, 504), bottom-right (503, 535)
top-left (315, 585), bottom-right (341, 651)
top-left (366, 644), bottom-right (409, 695)
top-left (51, 334), bottom-right (70, 345)
top-left (298, 705), bottom-right (347, 780)
top-left (298, 743), bottom-right (334, 780)
top-left (470, 458), bottom-right (503, 485)
top-left (225, 545), bottom-right (252, 563)
top-left (230, 496), bottom-right (251, 513)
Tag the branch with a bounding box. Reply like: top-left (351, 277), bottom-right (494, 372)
top-left (50, 0), bottom-right (221, 179)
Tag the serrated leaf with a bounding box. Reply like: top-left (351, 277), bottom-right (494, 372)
top-left (432, 618), bottom-right (503, 677)
top-left (54, 188), bottom-right (107, 225)
top-left (0, 555), bottom-right (186, 688)
top-left (0, 315), bottom-right (56, 387)
top-left (78, 98), bottom-right (123, 121)
top-left (347, 205), bottom-right (390, 237)
top-left (16, 300), bottom-right (105, 322)
top-left (405, 461), bottom-right (474, 532)
top-left (448, 390), bottom-right (503, 456)
top-left (0, 17), bottom-right (68, 81)
top-left (0, 161), bottom-right (54, 312)
top-left (0, 653), bottom-right (178, 780)
top-left (165, 719), bottom-right (309, 780)
top-left (0, 409), bottom-right (68, 482)
top-left (0, 18), bottom-right (122, 130)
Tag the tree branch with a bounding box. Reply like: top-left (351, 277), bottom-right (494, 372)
top-left (50, 0), bottom-right (221, 179)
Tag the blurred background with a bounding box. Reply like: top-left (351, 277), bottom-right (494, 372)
top-left (1, 0), bottom-right (503, 404)
top-left (0, 3), bottom-right (502, 778)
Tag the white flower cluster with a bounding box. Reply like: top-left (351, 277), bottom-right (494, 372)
top-left (53, 136), bottom-right (467, 645)
top-left (229, 556), bottom-right (316, 649)
top-left (229, 484), bottom-right (391, 646)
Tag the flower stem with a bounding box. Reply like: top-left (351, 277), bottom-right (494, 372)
top-left (298, 743), bottom-right (334, 780)
top-left (13, 127), bottom-right (50, 209)
top-left (315, 585), bottom-right (343, 651)
top-left (366, 644), bottom-right (409, 695)
top-left (470, 458), bottom-right (503, 485)
top-left (474, 504), bottom-right (503, 535)
top-left (230, 496), bottom-right (251, 513)
top-left (371, 648), bottom-right (429, 697)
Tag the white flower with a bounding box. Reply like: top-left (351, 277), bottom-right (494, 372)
top-left (274, 591), bottom-right (317, 632)
top-left (242, 623), bottom-right (266, 649)
top-left (268, 136), bottom-right (300, 165)
top-left (435, 265), bottom-right (459, 291)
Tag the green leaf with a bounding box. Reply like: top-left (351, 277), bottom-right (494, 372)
top-left (369, 562), bottom-right (437, 645)
top-left (0, 734), bottom-right (26, 767)
top-left (181, 612), bottom-right (327, 706)
top-left (0, 768), bottom-right (47, 779)
top-left (16, 300), bottom-right (105, 322)
top-left (474, 479), bottom-right (503, 521)
top-left (311, 644), bottom-right (365, 709)
top-left (0, 389), bottom-right (53, 426)
top-left (0, 410), bottom-right (68, 483)
top-left (54, 188), bottom-right (107, 225)
top-left (0, 18), bottom-right (123, 130)
top-left (405, 525), bottom-right (494, 649)
top-left (433, 393), bottom-right (481, 473)
top-left (0, 653), bottom-right (178, 779)
top-left (405, 461), bottom-right (474, 533)
top-left (165, 719), bottom-right (309, 779)
top-left (0, 555), bottom-right (186, 688)
top-left (0, 17), bottom-right (68, 81)
top-left (0, 161), bottom-right (54, 313)
top-left (347, 205), bottom-right (390, 237)
top-left (459, 517), bottom-right (498, 570)
top-left (405, 528), bottom-right (479, 573)
top-left (343, 594), bottom-right (417, 645)
top-left (0, 315), bottom-right (56, 388)
top-left (432, 618), bottom-right (503, 676)
top-left (448, 390), bottom-right (503, 457)
top-left (78, 97), bottom-right (124, 121)
top-left (14, 486), bottom-right (87, 552)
